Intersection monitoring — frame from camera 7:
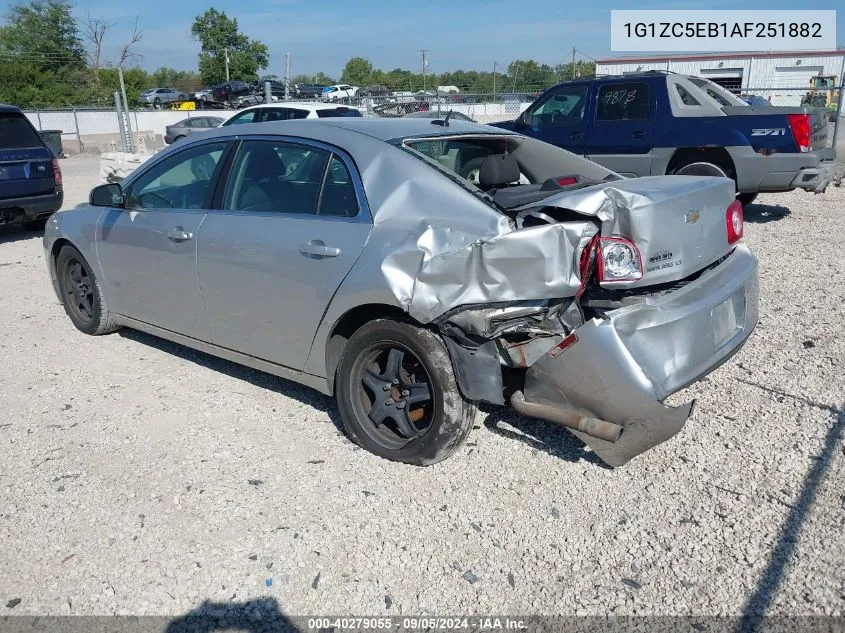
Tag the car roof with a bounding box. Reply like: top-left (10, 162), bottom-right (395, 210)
top-left (0, 104), bottom-right (24, 113)
top-left (204, 117), bottom-right (515, 143)
top-left (237, 102), bottom-right (361, 113)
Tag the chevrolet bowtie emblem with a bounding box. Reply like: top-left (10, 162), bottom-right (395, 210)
top-left (685, 210), bottom-right (700, 224)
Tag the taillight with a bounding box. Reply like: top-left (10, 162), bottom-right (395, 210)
top-left (556, 176), bottom-right (578, 186)
top-left (787, 113), bottom-right (811, 153)
top-left (597, 237), bottom-right (643, 283)
top-left (51, 157), bottom-right (62, 187)
top-left (726, 199), bottom-right (743, 244)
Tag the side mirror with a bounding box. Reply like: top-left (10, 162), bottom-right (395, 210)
top-left (90, 183), bottom-right (125, 208)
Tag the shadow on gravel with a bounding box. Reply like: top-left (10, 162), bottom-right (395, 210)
top-left (742, 202), bottom-right (791, 224)
top-left (119, 329), bottom-right (344, 432)
top-left (0, 225), bottom-right (43, 245)
top-left (738, 407), bottom-right (845, 631)
top-left (481, 404), bottom-right (609, 467)
top-left (165, 597), bottom-right (301, 632)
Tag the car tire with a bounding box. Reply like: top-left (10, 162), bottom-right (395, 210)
top-left (336, 319), bottom-right (477, 466)
top-left (22, 217), bottom-right (48, 231)
top-left (737, 193), bottom-right (758, 206)
top-left (56, 245), bottom-right (120, 336)
top-left (153, 97), bottom-right (161, 109)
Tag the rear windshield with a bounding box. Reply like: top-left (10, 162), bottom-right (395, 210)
top-left (316, 108), bottom-right (362, 118)
top-left (0, 112), bottom-right (43, 149)
top-left (688, 78), bottom-right (746, 107)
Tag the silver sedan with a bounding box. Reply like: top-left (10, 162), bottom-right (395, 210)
top-left (44, 119), bottom-right (758, 466)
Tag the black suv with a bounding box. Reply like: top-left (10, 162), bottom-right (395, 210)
top-left (212, 81), bottom-right (252, 105)
top-left (0, 105), bottom-right (63, 230)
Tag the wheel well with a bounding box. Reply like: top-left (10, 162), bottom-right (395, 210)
top-left (666, 147), bottom-right (736, 178)
top-left (324, 303), bottom-right (408, 394)
top-left (50, 238), bottom-right (72, 266)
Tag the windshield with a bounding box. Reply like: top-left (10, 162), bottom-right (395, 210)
top-left (0, 112), bottom-right (43, 149)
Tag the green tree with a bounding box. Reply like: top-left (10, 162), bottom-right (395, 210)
top-left (506, 59), bottom-right (555, 91)
top-left (341, 56), bottom-right (372, 85)
top-left (0, 0), bottom-right (85, 71)
top-left (191, 8), bottom-right (268, 85)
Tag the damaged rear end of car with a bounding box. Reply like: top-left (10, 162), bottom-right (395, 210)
top-left (394, 131), bottom-right (759, 466)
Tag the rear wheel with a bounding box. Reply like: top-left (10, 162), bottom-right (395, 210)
top-left (737, 192), bottom-right (758, 206)
top-left (56, 245), bottom-right (119, 336)
top-left (336, 319), bottom-right (477, 466)
top-left (22, 217), bottom-right (48, 231)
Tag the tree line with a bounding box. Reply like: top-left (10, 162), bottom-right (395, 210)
top-left (0, 0), bottom-right (595, 108)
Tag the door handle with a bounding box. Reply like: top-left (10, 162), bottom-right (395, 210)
top-left (299, 240), bottom-right (341, 258)
top-left (167, 227), bottom-right (194, 241)
top-left (631, 130), bottom-right (646, 139)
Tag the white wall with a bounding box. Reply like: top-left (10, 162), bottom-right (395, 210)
top-left (24, 102), bottom-right (529, 141)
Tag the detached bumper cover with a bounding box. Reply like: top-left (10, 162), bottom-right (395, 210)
top-left (789, 160), bottom-right (836, 193)
top-left (525, 244), bottom-right (759, 466)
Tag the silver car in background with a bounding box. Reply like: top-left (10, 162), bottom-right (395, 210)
top-left (139, 87), bottom-right (187, 108)
top-left (43, 119), bottom-right (758, 467)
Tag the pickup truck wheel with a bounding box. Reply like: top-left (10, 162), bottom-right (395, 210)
top-left (22, 217), bottom-right (48, 231)
top-left (56, 245), bottom-right (119, 336)
top-left (336, 319), bottom-right (477, 466)
top-left (672, 161), bottom-right (729, 179)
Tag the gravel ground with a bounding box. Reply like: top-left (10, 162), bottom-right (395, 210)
top-left (0, 156), bottom-right (843, 620)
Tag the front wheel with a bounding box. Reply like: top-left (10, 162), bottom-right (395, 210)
top-left (56, 245), bottom-right (119, 336)
top-left (336, 320), bottom-right (477, 466)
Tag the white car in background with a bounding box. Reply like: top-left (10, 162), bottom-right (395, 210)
top-left (221, 102), bottom-right (363, 126)
top-left (322, 84), bottom-right (359, 101)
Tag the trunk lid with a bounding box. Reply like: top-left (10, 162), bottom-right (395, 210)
top-left (517, 175), bottom-right (736, 288)
top-left (0, 112), bottom-right (55, 200)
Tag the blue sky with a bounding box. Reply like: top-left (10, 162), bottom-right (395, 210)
top-left (2, 0), bottom-right (842, 77)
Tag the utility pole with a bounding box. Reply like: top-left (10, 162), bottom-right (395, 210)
top-left (493, 61), bottom-right (497, 101)
top-left (571, 47), bottom-right (576, 80)
top-left (285, 52), bottom-right (291, 100)
top-left (420, 49), bottom-right (428, 92)
top-left (224, 48), bottom-right (230, 82)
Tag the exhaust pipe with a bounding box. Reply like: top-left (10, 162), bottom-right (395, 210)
top-left (510, 390), bottom-right (623, 443)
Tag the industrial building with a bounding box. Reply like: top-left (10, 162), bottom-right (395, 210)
top-left (596, 50), bottom-right (845, 106)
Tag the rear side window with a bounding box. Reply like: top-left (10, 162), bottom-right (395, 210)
top-left (0, 112), bottom-right (43, 149)
top-left (596, 83), bottom-right (651, 120)
top-left (676, 85), bottom-right (700, 106)
top-left (319, 156), bottom-right (359, 217)
top-left (224, 140), bottom-right (329, 214)
top-left (316, 108), bottom-right (362, 118)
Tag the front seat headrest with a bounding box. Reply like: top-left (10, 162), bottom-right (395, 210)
top-left (479, 153), bottom-right (519, 188)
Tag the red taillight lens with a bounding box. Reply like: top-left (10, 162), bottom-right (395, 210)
top-left (51, 157), bottom-right (62, 186)
top-left (597, 237), bottom-right (643, 283)
top-left (786, 113), bottom-right (811, 153)
top-left (556, 176), bottom-right (578, 186)
top-left (726, 199), bottom-right (744, 244)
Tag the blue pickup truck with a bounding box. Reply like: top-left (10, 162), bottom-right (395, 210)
top-left (493, 71), bottom-right (835, 205)
top-left (0, 104), bottom-right (63, 230)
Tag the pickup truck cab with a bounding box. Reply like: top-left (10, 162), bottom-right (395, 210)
top-left (493, 71), bottom-right (835, 205)
top-left (0, 105), bottom-right (63, 230)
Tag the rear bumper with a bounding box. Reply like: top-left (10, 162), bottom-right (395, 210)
top-left (523, 244), bottom-right (759, 466)
top-left (730, 145), bottom-right (836, 194)
top-left (0, 190), bottom-right (63, 225)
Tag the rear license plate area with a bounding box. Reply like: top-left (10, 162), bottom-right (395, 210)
top-left (712, 291), bottom-right (745, 349)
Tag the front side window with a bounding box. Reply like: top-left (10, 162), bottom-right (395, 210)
top-left (127, 142), bottom-right (227, 210)
top-left (596, 82), bottom-right (651, 120)
top-left (529, 86), bottom-right (588, 125)
top-left (261, 109), bottom-right (291, 122)
top-left (223, 140), bottom-right (329, 214)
